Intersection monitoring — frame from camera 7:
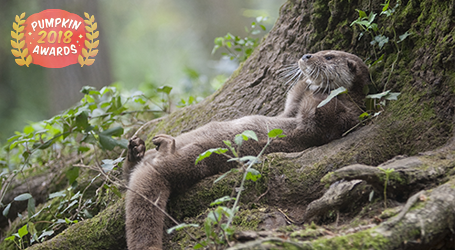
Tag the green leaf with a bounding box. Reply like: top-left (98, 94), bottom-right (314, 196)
top-left (80, 86), bottom-right (97, 94)
top-left (66, 167), bottom-right (79, 185)
top-left (214, 168), bottom-right (238, 183)
top-left (33, 138), bottom-right (54, 150)
top-left (23, 125), bottom-right (34, 134)
top-left (317, 87), bottom-right (347, 108)
top-left (14, 193), bottom-right (32, 201)
top-left (195, 148), bottom-right (228, 165)
top-left (373, 35), bottom-right (389, 49)
top-left (359, 112), bottom-right (370, 121)
top-left (49, 190), bottom-right (66, 199)
top-left (381, 1), bottom-right (390, 12)
top-left (4, 235), bottom-right (15, 241)
top-left (214, 37), bottom-right (224, 46)
top-left (166, 223), bottom-right (199, 234)
top-left (18, 224), bottom-right (28, 238)
top-left (27, 198), bottom-right (36, 218)
top-left (385, 92), bottom-right (401, 101)
top-left (75, 111), bottom-right (89, 130)
top-left (3, 203), bottom-right (11, 217)
top-left (246, 168), bottom-right (262, 181)
top-left (117, 139), bottom-right (128, 149)
top-left (371, 54), bottom-right (384, 66)
top-left (65, 217), bottom-right (78, 224)
top-left (356, 9), bottom-right (367, 18)
top-left (234, 134), bottom-right (244, 146)
top-left (194, 242), bottom-right (206, 249)
top-left (241, 130), bottom-right (258, 141)
top-left (101, 126), bottom-right (124, 136)
top-left (157, 86), bottom-right (173, 95)
top-left (28, 222), bottom-right (38, 243)
top-left (228, 156), bottom-right (258, 164)
top-left (268, 128), bottom-right (285, 138)
top-left (398, 31), bottom-right (411, 43)
top-left (98, 134), bottom-right (118, 150)
top-left (210, 196), bottom-right (236, 206)
top-left (38, 230), bottom-right (54, 241)
top-left (366, 90), bottom-right (391, 99)
top-left (368, 12), bottom-right (377, 24)
top-left (101, 158), bottom-right (123, 172)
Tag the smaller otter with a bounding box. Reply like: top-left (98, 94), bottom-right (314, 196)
top-left (124, 50), bottom-right (369, 250)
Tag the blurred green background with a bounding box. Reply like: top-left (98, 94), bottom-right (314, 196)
top-left (0, 0), bottom-right (285, 142)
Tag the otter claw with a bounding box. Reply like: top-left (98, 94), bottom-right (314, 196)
top-left (152, 134), bottom-right (176, 154)
top-left (128, 136), bottom-right (146, 162)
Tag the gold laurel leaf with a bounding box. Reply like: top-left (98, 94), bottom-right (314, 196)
top-left (86, 33), bottom-right (93, 40)
top-left (82, 48), bottom-right (88, 57)
top-left (92, 31), bottom-right (99, 39)
top-left (92, 40), bottom-right (99, 49)
top-left (78, 55), bottom-right (84, 67)
top-left (20, 12), bottom-right (25, 19)
top-left (84, 12), bottom-right (90, 19)
top-left (13, 22), bottom-right (18, 31)
top-left (15, 58), bottom-right (25, 66)
top-left (85, 26), bottom-right (93, 33)
top-left (90, 15), bottom-right (95, 23)
top-left (92, 22), bottom-right (97, 31)
top-left (22, 48), bottom-right (28, 57)
top-left (11, 40), bottom-right (18, 48)
top-left (25, 55), bottom-right (32, 66)
top-left (85, 40), bottom-right (91, 49)
top-left (85, 58), bottom-right (95, 66)
top-left (90, 49), bottom-right (98, 57)
top-left (11, 49), bottom-right (21, 57)
top-left (19, 20), bottom-right (25, 25)
top-left (17, 33), bottom-right (24, 40)
top-left (18, 40), bottom-right (25, 49)
top-left (84, 20), bottom-right (92, 25)
top-left (15, 15), bottom-right (20, 23)
top-left (17, 26), bottom-right (24, 32)
top-left (11, 31), bottom-right (17, 39)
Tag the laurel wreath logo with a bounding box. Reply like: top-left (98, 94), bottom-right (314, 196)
top-left (11, 12), bottom-right (32, 67)
top-left (78, 12), bottom-right (99, 67)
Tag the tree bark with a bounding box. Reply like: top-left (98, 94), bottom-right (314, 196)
top-left (13, 0), bottom-right (455, 249)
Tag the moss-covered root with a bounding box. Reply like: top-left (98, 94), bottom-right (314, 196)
top-left (229, 177), bottom-right (455, 249)
top-left (321, 155), bottom-right (451, 199)
top-left (26, 200), bottom-right (126, 250)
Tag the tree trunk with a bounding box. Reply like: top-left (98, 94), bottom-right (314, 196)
top-left (17, 0), bottom-right (455, 249)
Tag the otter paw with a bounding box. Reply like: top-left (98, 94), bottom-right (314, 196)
top-left (128, 136), bottom-right (146, 162)
top-left (152, 134), bottom-right (176, 154)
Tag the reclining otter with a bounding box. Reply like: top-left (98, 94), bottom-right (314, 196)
top-left (123, 50), bottom-right (369, 250)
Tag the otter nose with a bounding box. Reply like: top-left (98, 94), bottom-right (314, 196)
top-left (301, 54), bottom-right (312, 60)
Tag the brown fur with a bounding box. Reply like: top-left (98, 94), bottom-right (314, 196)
top-left (124, 50), bottom-right (369, 250)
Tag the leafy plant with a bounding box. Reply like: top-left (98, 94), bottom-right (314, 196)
top-left (212, 16), bottom-right (269, 62)
top-left (347, 0), bottom-right (407, 127)
top-left (170, 128), bottom-right (286, 248)
top-left (0, 85), bottom-right (174, 248)
top-left (5, 224), bottom-right (29, 249)
top-left (378, 167), bottom-right (395, 208)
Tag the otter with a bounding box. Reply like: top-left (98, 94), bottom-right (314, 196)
top-left (124, 50), bottom-right (369, 250)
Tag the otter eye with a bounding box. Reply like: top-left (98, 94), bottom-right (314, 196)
top-left (325, 55), bottom-right (334, 60)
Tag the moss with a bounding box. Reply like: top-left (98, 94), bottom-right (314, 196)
top-left (291, 227), bottom-right (326, 241)
top-left (379, 207), bottom-right (400, 219)
top-left (26, 200), bottom-right (126, 250)
top-left (308, 228), bottom-right (389, 250)
top-left (233, 208), bottom-right (264, 230)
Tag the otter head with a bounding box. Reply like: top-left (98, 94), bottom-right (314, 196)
top-left (297, 50), bottom-right (368, 94)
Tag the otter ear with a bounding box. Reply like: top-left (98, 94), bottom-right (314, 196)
top-left (347, 59), bottom-right (357, 73)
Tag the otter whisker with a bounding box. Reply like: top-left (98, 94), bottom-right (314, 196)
top-left (283, 68), bottom-right (303, 85)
